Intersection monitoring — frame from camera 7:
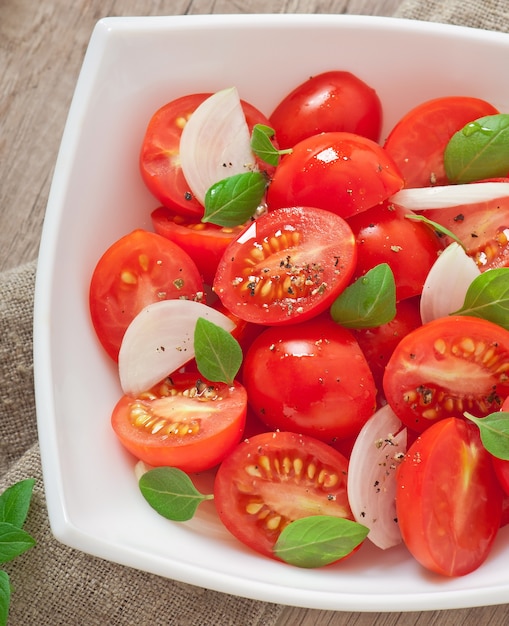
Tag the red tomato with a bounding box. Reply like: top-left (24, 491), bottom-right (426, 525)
top-left (347, 201), bottom-right (443, 301)
top-left (89, 229), bottom-right (204, 361)
top-left (140, 94), bottom-right (274, 218)
top-left (396, 417), bottom-right (503, 576)
top-left (266, 132), bottom-right (404, 220)
top-left (213, 206), bottom-right (357, 326)
top-left (111, 373), bottom-right (247, 472)
top-left (151, 206), bottom-right (245, 284)
top-left (242, 317), bottom-right (376, 443)
top-left (269, 70), bottom-right (382, 149)
top-left (214, 431), bottom-right (354, 561)
top-left (353, 297), bottom-right (422, 404)
top-left (418, 194), bottom-right (509, 271)
top-left (383, 316), bottom-right (509, 433)
top-left (383, 96), bottom-right (499, 188)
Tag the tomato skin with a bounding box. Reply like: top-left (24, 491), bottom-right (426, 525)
top-left (383, 316), bottom-right (509, 433)
top-left (111, 373), bottom-right (247, 472)
top-left (269, 71), bottom-right (382, 149)
top-left (266, 132), bottom-right (404, 220)
top-left (243, 317), bottom-right (376, 443)
top-left (214, 431), bottom-right (354, 561)
top-left (213, 206), bottom-right (357, 326)
top-left (140, 95), bottom-right (275, 218)
top-left (383, 96), bottom-right (499, 188)
top-left (151, 206), bottom-right (245, 284)
top-left (347, 202), bottom-right (443, 301)
top-left (396, 417), bottom-right (503, 577)
top-left (89, 229), bottom-right (204, 361)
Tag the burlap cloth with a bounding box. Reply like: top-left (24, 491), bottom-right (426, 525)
top-left (2, 1), bottom-right (509, 624)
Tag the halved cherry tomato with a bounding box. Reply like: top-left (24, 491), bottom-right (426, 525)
top-left (383, 96), bottom-right (499, 188)
top-left (396, 417), bottom-right (503, 576)
top-left (89, 229), bottom-right (204, 361)
top-left (347, 201), bottom-right (443, 301)
top-left (266, 132), bottom-right (404, 220)
top-left (213, 206), bottom-right (357, 325)
top-left (269, 70), bottom-right (382, 149)
top-left (383, 316), bottom-right (509, 433)
top-left (242, 316), bottom-right (376, 443)
top-left (418, 193), bottom-right (509, 271)
top-left (213, 431), bottom-right (355, 561)
top-left (111, 373), bottom-right (247, 472)
top-left (140, 94), bottom-right (274, 218)
top-left (151, 206), bottom-right (246, 284)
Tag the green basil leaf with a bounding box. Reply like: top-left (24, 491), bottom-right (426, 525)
top-left (444, 114), bottom-right (509, 183)
top-left (464, 411), bottom-right (509, 460)
top-left (273, 516), bottom-right (369, 568)
top-left (0, 478), bottom-right (35, 528)
top-left (330, 263), bottom-right (396, 328)
top-left (453, 267), bottom-right (509, 330)
top-left (405, 213), bottom-right (465, 249)
top-left (251, 124), bottom-right (292, 167)
top-left (194, 317), bottom-right (242, 385)
top-left (139, 467), bottom-right (213, 522)
top-left (203, 171), bottom-right (267, 227)
top-left (0, 523), bottom-right (36, 564)
top-left (0, 570), bottom-right (10, 626)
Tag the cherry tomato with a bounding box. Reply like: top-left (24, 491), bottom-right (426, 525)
top-left (347, 201), bottom-right (443, 301)
top-left (213, 206), bottom-right (357, 326)
top-left (266, 132), bottom-right (404, 220)
top-left (418, 194), bottom-right (509, 271)
top-left (140, 94), bottom-right (274, 218)
top-left (383, 316), bottom-right (509, 433)
top-left (151, 206), bottom-right (245, 284)
top-left (111, 373), bottom-right (247, 472)
top-left (353, 297), bottom-right (422, 404)
top-left (269, 70), bottom-right (382, 149)
top-left (396, 417), bottom-right (503, 577)
top-left (89, 229), bottom-right (204, 361)
top-left (242, 317), bottom-right (376, 443)
top-left (214, 431), bottom-right (354, 561)
top-left (383, 96), bottom-right (499, 188)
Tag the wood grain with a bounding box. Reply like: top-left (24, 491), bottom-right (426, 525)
top-left (1, 1), bottom-right (508, 625)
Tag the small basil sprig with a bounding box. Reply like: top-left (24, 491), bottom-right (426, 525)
top-left (464, 412), bottom-right (509, 460)
top-left (444, 113), bottom-right (509, 183)
top-left (194, 317), bottom-right (243, 385)
top-left (203, 171), bottom-right (267, 227)
top-left (453, 267), bottom-right (509, 330)
top-left (273, 516), bottom-right (369, 568)
top-left (139, 467), bottom-right (213, 521)
top-left (251, 124), bottom-right (292, 167)
top-left (0, 478), bottom-right (36, 625)
top-left (330, 263), bottom-right (396, 328)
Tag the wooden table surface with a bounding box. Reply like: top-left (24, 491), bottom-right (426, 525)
top-left (2, 1), bottom-right (509, 625)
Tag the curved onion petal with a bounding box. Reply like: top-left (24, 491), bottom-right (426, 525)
top-left (390, 181), bottom-right (509, 210)
top-left (420, 242), bottom-right (481, 324)
top-left (179, 87), bottom-right (257, 206)
top-left (347, 404), bottom-right (407, 550)
top-left (118, 299), bottom-right (236, 396)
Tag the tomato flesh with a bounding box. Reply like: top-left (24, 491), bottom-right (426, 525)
top-left (213, 206), bottom-right (357, 325)
top-left (214, 431), bottom-right (353, 561)
top-left (383, 316), bottom-right (509, 433)
top-left (111, 373), bottom-right (247, 472)
top-left (396, 417), bottom-right (503, 576)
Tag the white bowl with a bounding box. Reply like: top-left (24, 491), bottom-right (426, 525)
top-left (34, 14), bottom-right (509, 612)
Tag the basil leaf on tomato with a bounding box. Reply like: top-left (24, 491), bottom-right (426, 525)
top-left (453, 267), bottom-right (509, 330)
top-left (194, 317), bottom-right (243, 385)
top-left (203, 171), bottom-right (267, 227)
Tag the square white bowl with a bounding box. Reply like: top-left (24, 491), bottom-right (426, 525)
top-left (34, 14), bottom-right (509, 612)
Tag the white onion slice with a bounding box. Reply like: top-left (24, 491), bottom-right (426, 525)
top-left (390, 181), bottom-right (509, 210)
top-left (118, 299), bottom-right (236, 396)
top-left (420, 242), bottom-right (481, 324)
top-left (179, 87), bottom-right (257, 206)
top-left (348, 404), bottom-right (407, 550)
